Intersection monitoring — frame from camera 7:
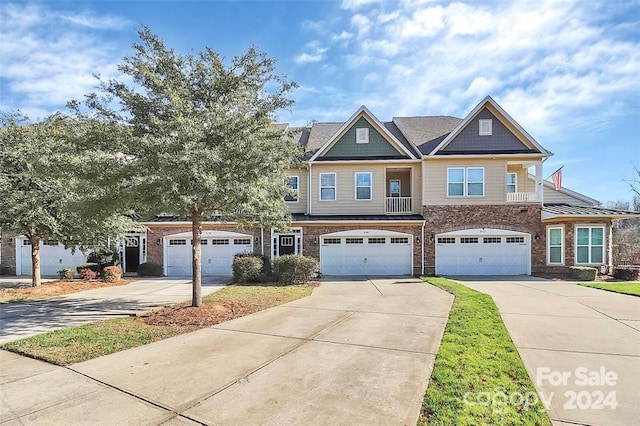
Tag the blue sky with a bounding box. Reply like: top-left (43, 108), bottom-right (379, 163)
top-left (1, 0), bottom-right (639, 205)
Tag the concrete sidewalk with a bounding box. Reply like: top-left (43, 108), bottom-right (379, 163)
top-left (1, 277), bottom-right (453, 425)
top-left (0, 277), bottom-right (227, 344)
top-left (456, 277), bottom-right (640, 426)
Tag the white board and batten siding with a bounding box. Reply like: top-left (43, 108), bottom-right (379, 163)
top-left (435, 229), bottom-right (531, 275)
top-left (163, 231), bottom-right (253, 277)
top-left (320, 229), bottom-right (413, 276)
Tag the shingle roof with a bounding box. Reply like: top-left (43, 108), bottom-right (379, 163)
top-left (305, 122), bottom-right (343, 155)
top-left (291, 214), bottom-right (425, 222)
top-left (392, 116), bottom-right (462, 155)
top-left (542, 204), bottom-right (640, 218)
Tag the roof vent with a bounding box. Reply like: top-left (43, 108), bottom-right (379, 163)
top-left (479, 119), bottom-right (492, 136)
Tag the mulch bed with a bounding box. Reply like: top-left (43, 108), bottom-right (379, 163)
top-left (0, 279), bottom-right (130, 301)
top-left (138, 300), bottom-right (254, 327)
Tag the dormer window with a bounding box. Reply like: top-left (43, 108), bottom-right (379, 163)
top-left (479, 119), bottom-right (492, 136)
top-left (356, 127), bottom-right (369, 144)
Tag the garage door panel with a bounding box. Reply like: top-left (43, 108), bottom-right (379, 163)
top-left (320, 232), bottom-right (412, 276)
top-left (436, 231), bottom-right (530, 276)
top-left (19, 242), bottom-right (87, 276)
top-left (166, 234), bottom-right (253, 277)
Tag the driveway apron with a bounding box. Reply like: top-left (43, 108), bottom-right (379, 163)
top-left (1, 277), bottom-right (453, 425)
top-left (455, 276), bottom-right (640, 426)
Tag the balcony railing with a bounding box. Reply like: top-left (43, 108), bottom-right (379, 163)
top-left (386, 197), bottom-right (412, 214)
top-left (507, 192), bottom-right (537, 202)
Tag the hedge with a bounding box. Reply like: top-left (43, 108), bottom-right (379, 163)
top-left (102, 265), bottom-right (123, 282)
top-left (272, 255), bottom-right (319, 284)
top-left (613, 266), bottom-right (640, 281)
top-left (569, 266), bottom-right (597, 281)
top-left (57, 268), bottom-right (75, 281)
top-left (232, 256), bottom-right (263, 283)
top-left (137, 262), bottom-right (163, 277)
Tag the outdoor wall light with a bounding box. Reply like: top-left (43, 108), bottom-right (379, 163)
top-left (534, 234), bottom-right (540, 241)
top-left (313, 236), bottom-right (318, 245)
top-left (430, 234), bottom-right (435, 243)
top-left (255, 236), bottom-right (259, 244)
top-left (8, 237), bottom-right (13, 246)
top-left (156, 239), bottom-right (161, 245)
top-left (415, 235), bottom-right (421, 243)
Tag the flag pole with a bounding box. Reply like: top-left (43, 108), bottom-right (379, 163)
top-left (545, 166), bottom-right (564, 181)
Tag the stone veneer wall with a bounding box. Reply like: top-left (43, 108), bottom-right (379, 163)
top-left (298, 223), bottom-right (424, 275)
top-left (422, 204), bottom-right (548, 275)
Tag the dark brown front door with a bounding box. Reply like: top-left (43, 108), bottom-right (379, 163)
top-left (278, 235), bottom-right (295, 256)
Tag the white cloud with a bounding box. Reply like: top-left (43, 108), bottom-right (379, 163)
top-left (331, 31), bottom-right (353, 41)
top-left (294, 42), bottom-right (328, 64)
top-left (341, 0), bottom-right (382, 11)
top-left (0, 3), bottom-right (130, 120)
top-left (59, 11), bottom-right (131, 29)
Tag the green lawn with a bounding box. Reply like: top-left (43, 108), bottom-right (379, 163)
top-left (1, 284), bottom-right (313, 365)
top-left (578, 282), bottom-right (640, 297)
top-left (419, 277), bottom-right (551, 426)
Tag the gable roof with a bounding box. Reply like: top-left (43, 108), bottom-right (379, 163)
top-left (428, 96), bottom-right (552, 157)
top-left (392, 116), bottom-right (462, 155)
top-left (309, 106), bottom-right (418, 161)
top-left (527, 175), bottom-right (601, 207)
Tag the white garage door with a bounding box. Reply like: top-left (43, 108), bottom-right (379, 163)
top-left (165, 231), bottom-right (253, 276)
top-left (18, 239), bottom-right (87, 276)
top-left (320, 230), bottom-right (413, 276)
top-left (435, 229), bottom-right (530, 275)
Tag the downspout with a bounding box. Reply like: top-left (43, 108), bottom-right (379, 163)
top-left (260, 226), bottom-right (264, 256)
top-left (421, 220), bottom-right (426, 276)
top-left (307, 162), bottom-right (312, 215)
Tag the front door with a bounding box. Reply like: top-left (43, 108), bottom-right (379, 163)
top-left (125, 236), bottom-right (140, 273)
top-left (278, 235), bottom-right (296, 256)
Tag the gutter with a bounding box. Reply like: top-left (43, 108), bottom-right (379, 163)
top-left (307, 162), bottom-right (312, 215)
top-left (421, 220), bottom-right (426, 276)
top-left (260, 226), bottom-right (264, 255)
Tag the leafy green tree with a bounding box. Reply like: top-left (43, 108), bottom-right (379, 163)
top-left (0, 113), bottom-right (135, 286)
top-left (78, 28), bottom-right (299, 306)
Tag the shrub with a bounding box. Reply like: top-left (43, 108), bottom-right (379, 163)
top-left (76, 263), bottom-right (100, 274)
top-left (569, 266), bottom-right (597, 281)
top-left (87, 247), bottom-right (119, 270)
top-left (137, 262), bottom-right (163, 277)
top-left (233, 255), bottom-right (263, 283)
top-left (78, 267), bottom-right (98, 281)
top-left (57, 268), bottom-right (75, 281)
top-left (102, 265), bottom-right (123, 282)
top-left (613, 266), bottom-right (640, 281)
top-left (272, 255), bottom-right (319, 284)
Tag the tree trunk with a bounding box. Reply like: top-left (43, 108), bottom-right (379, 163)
top-left (30, 235), bottom-right (41, 287)
top-left (191, 208), bottom-right (202, 307)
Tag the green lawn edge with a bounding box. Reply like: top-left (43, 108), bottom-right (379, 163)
top-left (419, 277), bottom-right (551, 426)
top-left (578, 282), bottom-right (640, 297)
top-left (1, 284), bottom-right (312, 365)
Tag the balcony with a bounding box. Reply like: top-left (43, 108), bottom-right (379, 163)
top-left (507, 192), bottom-right (537, 202)
top-left (386, 197), bottom-right (413, 214)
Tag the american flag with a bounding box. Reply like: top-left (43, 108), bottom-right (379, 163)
top-left (552, 168), bottom-right (563, 191)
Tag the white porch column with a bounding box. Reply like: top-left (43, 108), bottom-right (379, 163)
top-left (535, 162), bottom-right (543, 203)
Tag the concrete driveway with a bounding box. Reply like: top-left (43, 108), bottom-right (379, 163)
top-left (1, 277), bottom-right (453, 425)
top-left (0, 277), bottom-right (227, 344)
top-left (454, 276), bottom-right (640, 426)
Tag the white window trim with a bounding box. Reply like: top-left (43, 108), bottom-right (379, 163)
top-left (547, 225), bottom-right (564, 265)
top-left (447, 167), bottom-right (485, 197)
top-left (355, 171), bottom-right (372, 201)
top-left (285, 175), bottom-right (299, 203)
top-left (575, 224), bottom-right (606, 265)
top-left (506, 172), bottom-right (517, 194)
top-left (479, 119), bottom-right (492, 136)
top-left (356, 127), bottom-right (369, 144)
top-left (319, 172), bottom-right (336, 201)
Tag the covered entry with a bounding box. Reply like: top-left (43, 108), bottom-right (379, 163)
top-left (320, 229), bottom-right (413, 276)
top-left (164, 231), bottom-right (253, 276)
top-left (435, 229), bottom-right (530, 275)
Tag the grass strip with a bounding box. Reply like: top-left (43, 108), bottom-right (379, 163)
top-left (578, 282), bottom-right (640, 297)
top-left (1, 284), bottom-right (312, 365)
top-left (419, 277), bottom-right (551, 425)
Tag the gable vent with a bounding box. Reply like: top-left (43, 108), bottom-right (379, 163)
top-left (479, 119), bottom-right (492, 136)
top-left (356, 127), bottom-right (369, 144)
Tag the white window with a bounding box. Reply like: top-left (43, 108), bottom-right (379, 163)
top-left (280, 236), bottom-right (294, 246)
top-left (368, 237), bottom-right (386, 244)
top-left (234, 238), bottom-right (251, 245)
top-left (346, 238), bottom-right (364, 244)
top-left (285, 175), bottom-right (299, 202)
top-left (479, 119), bottom-right (492, 136)
top-left (211, 239), bottom-right (229, 245)
top-left (506, 237), bottom-right (525, 244)
top-left (506, 173), bottom-right (517, 193)
top-left (356, 127), bottom-right (369, 144)
top-left (483, 237), bottom-right (502, 244)
top-left (355, 172), bottom-right (372, 200)
top-left (169, 239), bottom-right (186, 245)
top-left (437, 237), bottom-right (456, 244)
top-left (448, 167), bottom-right (484, 197)
top-left (576, 226), bottom-right (604, 264)
top-left (460, 237), bottom-right (479, 244)
top-left (323, 238), bottom-right (341, 245)
top-left (547, 227), bottom-right (564, 265)
top-left (319, 173), bottom-right (336, 201)
top-left (390, 237), bottom-right (409, 244)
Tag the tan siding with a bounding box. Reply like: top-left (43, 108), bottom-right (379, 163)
top-left (310, 162), bottom-right (420, 215)
top-left (285, 168), bottom-right (308, 214)
top-left (424, 158), bottom-right (508, 205)
top-left (542, 185), bottom-right (594, 206)
top-left (506, 164), bottom-right (529, 193)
